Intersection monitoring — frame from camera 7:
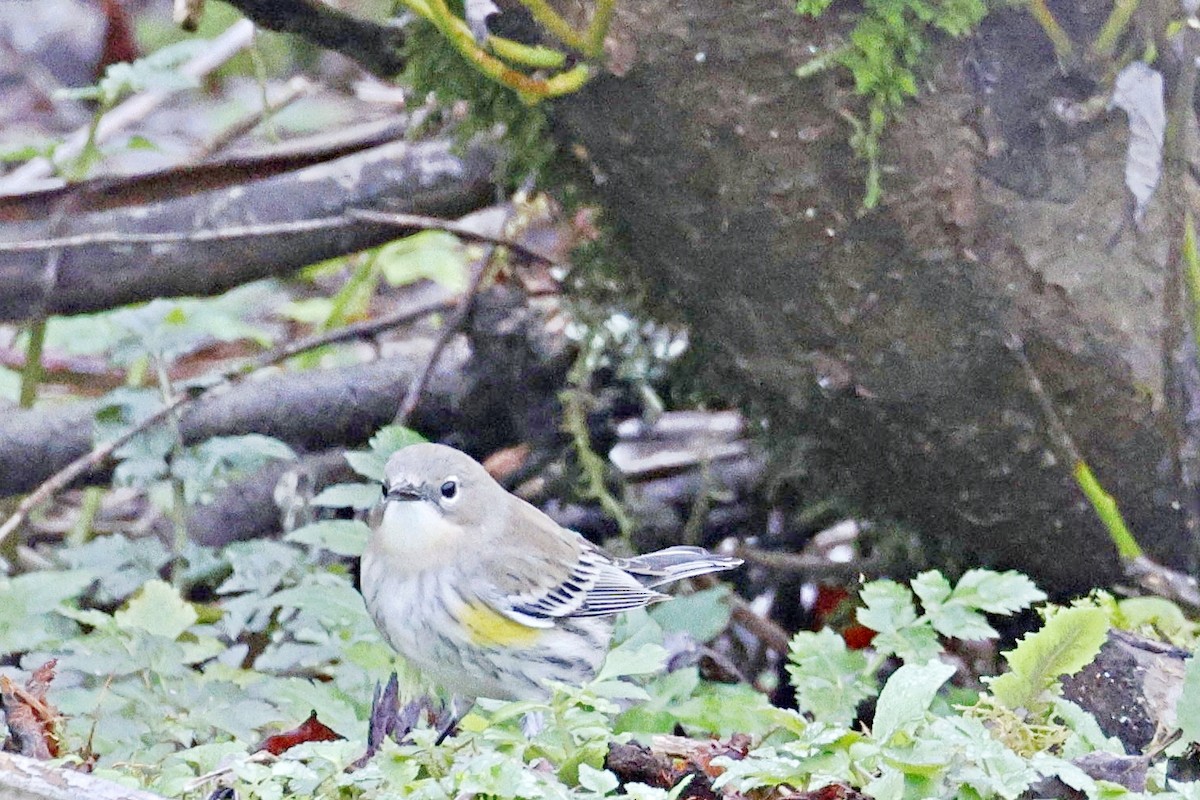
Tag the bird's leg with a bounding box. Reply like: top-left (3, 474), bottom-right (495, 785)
top-left (432, 695), bottom-right (473, 745)
top-left (352, 673), bottom-right (406, 769)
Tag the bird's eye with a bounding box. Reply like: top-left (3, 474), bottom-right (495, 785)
top-left (380, 482), bottom-right (388, 498)
top-left (440, 478), bottom-right (459, 501)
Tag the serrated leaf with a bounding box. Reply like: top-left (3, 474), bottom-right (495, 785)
top-left (872, 659), bottom-right (956, 742)
top-left (871, 623), bottom-right (942, 663)
top-left (786, 629), bottom-right (875, 725)
top-left (858, 579), bottom-right (918, 633)
top-left (0, 570), bottom-right (94, 651)
top-left (987, 606), bottom-right (1108, 712)
top-left (285, 520), bottom-right (371, 557)
top-left (950, 569), bottom-right (1046, 615)
top-left (924, 603), bottom-right (996, 641)
top-left (346, 426), bottom-right (428, 480)
top-left (911, 570), bottom-right (953, 607)
top-left (933, 716), bottom-right (1036, 798)
top-left (311, 482), bottom-right (380, 510)
top-left (115, 580), bottom-right (197, 640)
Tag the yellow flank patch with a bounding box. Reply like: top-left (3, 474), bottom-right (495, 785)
top-left (460, 602), bottom-right (544, 647)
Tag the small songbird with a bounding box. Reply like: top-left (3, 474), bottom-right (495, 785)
top-left (360, 443), bottom-right (742, 702)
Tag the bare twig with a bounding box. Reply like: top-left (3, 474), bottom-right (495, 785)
top-left (1123, 556), bottom-right (1200, 612)
top-left (394, 259), bottom-right (492, 424)
top-left (734, 543), bottom-right (881, 582)
top-left (0, 293), bottom-right (456, 546)
top-left (0, 217), bottom-right (354, 253)
top-left (192, 76), bottom-right (315, 160)
top-left (347, 208), bottom-right (561, 265)
top-left (1006, 334), bottom-right (1083, 462)
top-left (691, 573), bottom-right (792, 654)
top-left (0, 212), bottom-right (562, 263)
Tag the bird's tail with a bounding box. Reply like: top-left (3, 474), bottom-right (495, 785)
top-left (619, 545), bottom-right (742, 588)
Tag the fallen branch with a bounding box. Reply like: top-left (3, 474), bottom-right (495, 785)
top-left (0, 751), bottom-right (171, 800)
top-left (0, 138), bottom-right (497, 322)
top-left (0, 289), bottom-right (458, 544)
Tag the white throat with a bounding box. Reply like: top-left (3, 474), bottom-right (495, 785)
top-left (374, 499), bottom-right (463, 571)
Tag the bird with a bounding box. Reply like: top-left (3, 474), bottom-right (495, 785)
top-left (360, 442), bottom-right (742, 703)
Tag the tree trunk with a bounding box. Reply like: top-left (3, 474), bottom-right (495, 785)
top-left (549, 0), bottom-right (1193, 594)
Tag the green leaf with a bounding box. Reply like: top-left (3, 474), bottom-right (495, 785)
top-left (595, 641), bottom-right (667, 682)
top-left (871, 623), bottom-right (942, 664)
top-left (863, 765), bottom-right (905, 800)
top-left (858, 579), bottom-right (918, 633)
top-left (377, 230), bottom-right (469, 291)
top-left (172, 434), bottom-right (296, 504)
top-left (115, 580), bottom-right (198, 640)
top-left (950, 569), bottom-right (1046, 615)
top-left (648, 585), bottom-right (732, 642)
top-left (217, 540), bottom-right (303, 595)
top-left (578, 763), bottom-right (619, 795)
top-left (1179, 652), bottom-right (1200, 746)
top-left (58, 533), bottom-right (172, 604)
top-left (872, 659), bottom-right (956, 742)
top-left (0, 570), bottom-right (94, 651)
top-left (987, 606), bottom-right (1108, 712)
top-left (311, 482), bottom-right (380, 510)
top-left (786, 629), bottom-right (875, 725)
top-left (345, 426), bottom-right (428, 480)
top-left (933, 716), bottom-right (1036, 798)
top-left (910, 570), bottom-right (953, 607)
top-left (285, 520), bottom-right (371, 557)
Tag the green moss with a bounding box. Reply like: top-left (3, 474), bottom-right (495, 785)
top-left (795, 0), bottom-right (988, 207)
top-left (401, 19), bottom-right (558, 187)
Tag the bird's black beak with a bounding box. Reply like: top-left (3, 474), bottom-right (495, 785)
top-left (385, 485), bottom-right (423, 502)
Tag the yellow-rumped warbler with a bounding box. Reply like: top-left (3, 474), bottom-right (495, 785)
top-left (360, 443), bottom-right (742, 702)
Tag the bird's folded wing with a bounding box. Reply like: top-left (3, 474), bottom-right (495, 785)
top-left (481, 497), bottom-right (665, 626)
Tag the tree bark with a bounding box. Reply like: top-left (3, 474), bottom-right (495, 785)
top-left (548, 1), bottom-right (1192, 594)
top-left (0, 138), bottom-right (496, 321)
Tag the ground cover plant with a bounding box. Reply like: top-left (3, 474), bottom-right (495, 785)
top-left (5, 449), bottom-right (1200, 800)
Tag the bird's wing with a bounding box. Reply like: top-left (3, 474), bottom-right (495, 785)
top-left (480, 498), bottom-right (665, 626)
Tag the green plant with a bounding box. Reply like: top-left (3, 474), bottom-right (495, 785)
top-left (715, 574), bottom-right (1188, 800)
top-left (795, 0), bottom-right (987, 207)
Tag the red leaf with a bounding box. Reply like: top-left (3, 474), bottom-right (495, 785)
top-left (256, 711), bottom-right (343, 756)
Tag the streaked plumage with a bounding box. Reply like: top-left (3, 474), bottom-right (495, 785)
top-left (360, 442), bottom-right (741, 701)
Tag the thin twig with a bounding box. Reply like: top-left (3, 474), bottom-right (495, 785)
top-left (394, 260), bottom-right (492, 425)
top-left (734, 543), bottom-right (881, 582)
top-left (0, 294), bottom-right (457, 546)
top-left (0, 213), bottom-right (561, 266)
top-left (1005, 334), bottom-right (1082, 462)
top-left (191, 76), bottom-right (314, 161)
top-left (347, 208), bottom-right (560, 265)
top-left (691, 573), bottom-right (792, 655)
top-left (0, 217), bottom-right (353, 253)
